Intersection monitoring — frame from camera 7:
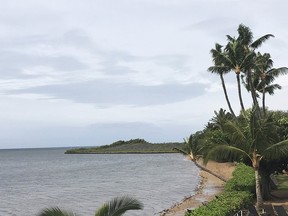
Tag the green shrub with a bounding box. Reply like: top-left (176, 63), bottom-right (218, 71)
top-left (185, 163), bottom-right (255, 216)
top-left (185, 191), bottom-right (253, 216)
top-left (225, 163), bottom-right (255, 193)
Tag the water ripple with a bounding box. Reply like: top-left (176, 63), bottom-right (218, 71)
top-left (0, 149), bottom-right (200, 216)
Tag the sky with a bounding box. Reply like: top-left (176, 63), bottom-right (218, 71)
top-left (0, 0), bottom-right (288, 149)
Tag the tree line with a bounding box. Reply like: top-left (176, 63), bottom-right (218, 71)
top-left (178, 24), bottom-right (288, 210)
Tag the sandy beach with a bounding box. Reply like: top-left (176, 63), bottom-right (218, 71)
top-left (160, 160), bottom-right (235, 216)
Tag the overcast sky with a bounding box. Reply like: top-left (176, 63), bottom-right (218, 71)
top-left (1, 0), bottom-right (288, 149)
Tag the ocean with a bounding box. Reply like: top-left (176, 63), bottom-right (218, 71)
top-left (0, 148), bottom-right (200, 216)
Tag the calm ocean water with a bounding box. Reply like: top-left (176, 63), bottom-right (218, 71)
top-left (0, 148), bottom-right (200, 216)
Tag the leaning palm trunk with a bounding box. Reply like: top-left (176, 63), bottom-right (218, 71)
top-left (194, 160), bottom-right (227, 182)
top-left (236, 73), bottom-right (245, 111)
top-left (173, 148), bottom-right (227, 182)
top-left (220, 73), bottom-right (236, 117)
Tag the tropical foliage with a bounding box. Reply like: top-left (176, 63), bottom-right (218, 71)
top-left (195, 24), bottom-right (288, 210)
top-left (37, 196), bottom-right (143, 216)
top-left (203, 109), bottom-right (288, 209)
top-left (208, 24), bottom-right (287, 116)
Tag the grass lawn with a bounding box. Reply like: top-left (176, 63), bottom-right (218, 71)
top-left (275, 174), bottom-right (288, 190)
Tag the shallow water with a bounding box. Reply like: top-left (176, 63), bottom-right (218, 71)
top-left (0, 148), bottom-right (200, 216)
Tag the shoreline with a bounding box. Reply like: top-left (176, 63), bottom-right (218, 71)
top-left (159, 161), bottom-right (235, 216)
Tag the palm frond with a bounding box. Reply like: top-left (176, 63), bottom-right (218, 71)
top-left (37, 207), bottom-right (76, 216)
top-left (95, 196), bottom-right (143, 216)
top-left (262, 84), bottom-right (282, 95)
top-left (237, 24), bottom-right (253, 46)
top-left (223, 120), bottom-right (248, 148)
top-left (204, 145), bottom-right (251, 165)
top-left (268, 67), bottom-right (288, 77)
top-left (262, 139), bottom-right (288, 160)
top-left (251, 34), bottom-right (274, 49)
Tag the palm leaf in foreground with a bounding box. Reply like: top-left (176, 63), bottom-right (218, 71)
top-left (95, 196), bottom-right (143, 216)
top-left (37, 207), bottom-right (77, 216)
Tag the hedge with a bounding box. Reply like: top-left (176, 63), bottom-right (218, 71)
top-left (185, 163), bottom-right (255, 216)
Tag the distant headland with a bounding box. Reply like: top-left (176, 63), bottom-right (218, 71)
top-left (65, 138), bottom-right (184, 154)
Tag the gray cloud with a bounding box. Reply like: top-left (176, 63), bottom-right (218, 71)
top-left (0, 50), bottom-right (88, 78)
top-left (1, 0), bottom-right (288, 149)
top-left (8, 81), bottom-right (206, 106)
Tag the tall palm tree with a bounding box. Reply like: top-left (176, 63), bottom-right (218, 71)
top-left (208, 43), bottom-right (236, 117)
top-left (211, 36), bottom-right (255, 112)
top-left (235, 24), bottom-right (274, 113)
top-left (37, 196), bottom-right (143, 216)
top-left (173, 134), bottom-right (227, 182)
top-left (216, 24), bottom-right (275, 113)
top-left (225, 37), bottom-right (252, 111)
top-left (203, 109), bottom-right (288, 210)
top-left (253, 52), bottom-right (288, 115)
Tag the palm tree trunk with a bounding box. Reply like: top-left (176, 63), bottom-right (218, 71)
top-left (247, 69), bottom-right (261, 117)
top-left (236, 74), bottom-right (245, 111)
top-left (262, 89), bottom-right (266, 117)
top-left (255, 168), bottom-right (263, 210)
top-left (220, 73), bottom-right (236, 117)
top-left (194, 161), bottom-right (227, 182)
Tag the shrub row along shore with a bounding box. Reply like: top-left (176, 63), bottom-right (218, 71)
top-left (159, 160), bottom-right (233, 215)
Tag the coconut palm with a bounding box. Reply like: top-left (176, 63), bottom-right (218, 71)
top-left (173, 134), bottom-right (227, 182)
top-left (253, 52), bottom-right (288, 115)
top-left (224, 37), bottom-right (253, 111)
top-left (235, 24), bottom-right (274, 112)
top-left (208, 43), bottom-right (236, 117)
top-left (203, 109), bottom-right (288, 210)
top-left (214, 24), bottom-right (275, 113)
top-left (211, 35), bottom-right (255, 111)
top-left (37, 196), bottom-right (143, 216)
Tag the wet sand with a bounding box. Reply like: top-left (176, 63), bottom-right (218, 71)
top-left (160, 160), bottom-right (235, 216)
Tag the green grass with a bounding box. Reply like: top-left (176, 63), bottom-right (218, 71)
top-left (275, 175), bottom-right (288, 190)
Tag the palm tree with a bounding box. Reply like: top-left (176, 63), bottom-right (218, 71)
top-left (203, 109), bottom-right (288, 210)
top-left (235, 24), bottom-right (274, 113)
top-left (253, 52), bottom-right (288, 115)
top-left (173, 134), bottom-right (227, 182)
top-left (37, 196), bottom-right (143, 216)
top-left (225, 37), bottom-right (252, 111)
top-left (211, 35), bottom-right (254, 112)
top-left (213, 24), bottom-right (275, 113)
top-left (208, 43), bottom-right (236, 117)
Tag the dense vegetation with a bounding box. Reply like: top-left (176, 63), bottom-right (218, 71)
top-left (65, 139), bottom-right (184, 154)
top-left (185, 163), bottom-right (255, 216)
top-left (179, 23), bottom-right (288, 211)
